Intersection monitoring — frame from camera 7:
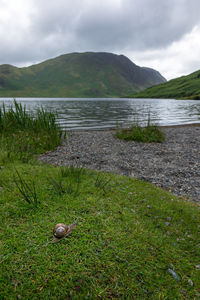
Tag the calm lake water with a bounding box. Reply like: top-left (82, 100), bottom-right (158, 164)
top-left (0, 98), bottom-right (200, 130)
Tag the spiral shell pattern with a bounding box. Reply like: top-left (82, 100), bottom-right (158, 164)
top-left (53, 223), bottom-right (69, 238)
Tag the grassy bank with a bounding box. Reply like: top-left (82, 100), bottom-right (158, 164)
top-left (127, 69), bottom-right (200, 100)
top-left (0, 102), bottom-right (199, 299)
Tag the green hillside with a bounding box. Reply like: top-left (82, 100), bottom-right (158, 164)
top-left (0, 52), bottom-right (166, 97)
top-left (128, 69), bottom-right (200, 99)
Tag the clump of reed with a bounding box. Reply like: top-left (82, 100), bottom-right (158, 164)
top-left (13, 169), bottom-right (38, 207)
top-left (0, 100), bottom-right (63, 162)
top-left (49, 166), bottom-right (85, 197)
top-left (115, 113), bottom-right (165, 143)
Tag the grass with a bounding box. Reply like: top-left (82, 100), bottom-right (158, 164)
top-left (127, 69), bottom-right (200, 99)
top-left (0, 101), bottom-right (199, 299)
top-left (0, 163), bottom-right (199, 299)
top-left (0, 100), bottom-right (63, 162)
top-left (13, 168), bottom-right (38, 207)
top-left (115, 116), bottom-right (165, 143)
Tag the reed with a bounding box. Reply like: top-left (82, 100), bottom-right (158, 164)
top-left (0, 100), bottom-right (63, 161)
top-left (115, 113), bottom-right (165, 143)
top-left (0, 100), bottom-right (60, 133)
top-left (94, 173), bottom-right (111, 194)
top-left (13, 169), bottom-right (38, 207)
top-left (60, 165), bottom-right (85, 182)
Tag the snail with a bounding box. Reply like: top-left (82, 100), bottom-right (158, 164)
top-left (52, 223), bottom-right (76, 242)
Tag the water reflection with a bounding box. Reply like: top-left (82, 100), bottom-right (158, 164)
top-left (0, 98), bottom-right (200, 130)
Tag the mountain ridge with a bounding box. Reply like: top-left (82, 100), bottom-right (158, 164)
top-left (0, 52), bottom-right (166, 97)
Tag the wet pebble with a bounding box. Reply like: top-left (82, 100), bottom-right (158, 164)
top-left (168, 268), bottom-right (181, 281)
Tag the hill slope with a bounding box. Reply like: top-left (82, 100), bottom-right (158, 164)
top-left (128, 69), bottom-right (200, 99)
top-left (0, 52), bottom-right (166, 97)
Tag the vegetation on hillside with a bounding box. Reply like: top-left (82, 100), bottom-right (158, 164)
top-left (0, 52), bottom-right (166, 98)
top-left (127, 69), bottom-right (200, 99)
top-left (0, 101), bottom-right (199, 299)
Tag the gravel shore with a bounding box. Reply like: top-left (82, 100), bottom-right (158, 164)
top-left (38, 125), bottom-right (200, 202)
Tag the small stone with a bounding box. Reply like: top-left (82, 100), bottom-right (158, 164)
top-left (188, 279), bottom-right (194, 286)
top-left (168, 268), bottom-right (181, 281)
top-left (195, 264), bottom-right (200, 270)
top-left (180, 289), bottom-right (187, 296)
top-left (172, 243), bottom-right (177, 247)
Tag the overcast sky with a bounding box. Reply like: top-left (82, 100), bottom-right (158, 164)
top-left (0, 0), bottom-right (200, 80)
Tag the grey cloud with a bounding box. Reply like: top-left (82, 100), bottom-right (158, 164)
top-left (31, 0), bottom-right (82, 36)
top-left (0, 0), bottom-right (200, 69)
top-left (75, 0), bottom-right (200, 50)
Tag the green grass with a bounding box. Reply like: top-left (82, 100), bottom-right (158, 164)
top-left (127, 69), bottom-right (200, 99)
top-left (0, 100), bottom-right (63, 162)
top-left (115, 118), bottom-right (165, 143)
top-left (0, 162), bottom-right (199, 299)
top-left (0, 102), bottom-right (199, 299)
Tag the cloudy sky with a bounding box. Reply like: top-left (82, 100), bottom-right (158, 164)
top-left (0, 0), bottom-right (200, 80)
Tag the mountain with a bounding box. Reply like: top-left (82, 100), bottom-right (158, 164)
top-left (0, 52), bottom-right (166, 97)
top-left (128, 69), bottom-right (200, 99)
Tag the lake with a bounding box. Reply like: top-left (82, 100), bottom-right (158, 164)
top-left (0, 98), bottom-right (200, 130)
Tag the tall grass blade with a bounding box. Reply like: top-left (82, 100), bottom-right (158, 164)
top-left (13, 169), bottom-right (38, 206)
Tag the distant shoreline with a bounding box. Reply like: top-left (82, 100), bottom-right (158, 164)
top-left (159, 123), bottom-right (200, 128)
top-left (66, 123), bottom-right (200, 132)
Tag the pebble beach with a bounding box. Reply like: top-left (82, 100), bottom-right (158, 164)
top-left (38, 125), bottom-right (200, 202)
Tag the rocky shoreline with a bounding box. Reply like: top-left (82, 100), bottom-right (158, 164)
top-left (38, 125), bottom-right (200, 202)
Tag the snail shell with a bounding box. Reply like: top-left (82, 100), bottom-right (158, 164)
top-left (53, 223), bottom-right (69, 238)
